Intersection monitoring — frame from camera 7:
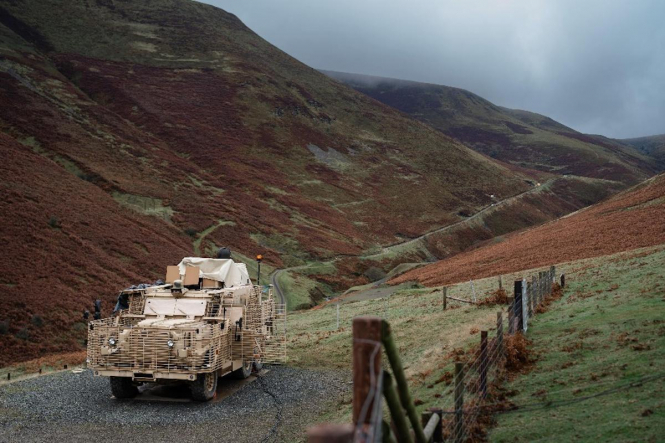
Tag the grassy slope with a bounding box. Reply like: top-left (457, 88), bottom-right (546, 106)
top-left (322, 71), bottom-right (657, 184)
top-left (392, 173), bottom-right (665, 287)
top-left (290, 245), bottom-right (665, 440)
top-left (281, 174), bottom-right (625, 304)
top-left (620, 134), bottom-right (665, 170)
top-left (491, 246), bottom-right (665, 442)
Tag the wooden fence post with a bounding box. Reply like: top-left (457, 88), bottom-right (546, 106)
top-left (531, 275), bottom-right (537, 309)
top-left (550, 266), bottom-right (555, 295)
top-left (7, 373), bottom-right (9, 381)
top-left (539, 272), bottom-right (545, 304)
top-left (480, 331), bottom-right (488, 399)
top-left (507, 297), bottom-right (515, 334)
top-left (498, 275), bottom-right (503, 291)
top-left (522, 278), bottom-right (528, 332)
top-left (352, 316), bottom-right (383, 441)
top-left (429, 408), bottom-right (444, 443)
top-left (443, 287), bottom-right (447, 311)
top-left (336, 303), bottom-right (340, 330)
top-left (496, 311), bottom-right (503, 357)
top-left (561, 273), bottom-right (565, 288)
top-left (526, 281), bottom-right (533, 317)
top-left (454, 362), bottom-right (465, 443)
top-left (422, 411), bottom-right (433, 441)
top-left (307, 424), bottom-right (354, 443)
top-left (383, 372), bottom-right (413, 443)
top-left (381, 321), bottom-right (427, 443)
top-left (513, 280), bottom-right (523, 332)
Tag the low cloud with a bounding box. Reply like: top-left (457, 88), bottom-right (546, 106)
top-left (206, 0), bottom-right (665, 138)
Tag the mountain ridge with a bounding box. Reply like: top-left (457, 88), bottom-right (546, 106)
top-left (321, 69), bottom-right (658, 184)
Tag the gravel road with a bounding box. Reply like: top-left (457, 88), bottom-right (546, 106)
top-left (0, 366), bottom-right (349, 443)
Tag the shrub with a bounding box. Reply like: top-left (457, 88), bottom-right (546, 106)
top-left (504, 333), bottom-right (534, 371)
top-left (477, 289), bottom-right (508, 307)
top-left (15, 327), bottom-right (30, 341)
top-left (364, 267), bottom-right (387, 282)
top-left (31, 315), bottom-right (44, 327)
top-left (184, 227), bottom-right (198, 237)
top-left (0, 320), bottom-right (8, 335)
top-left (48, 216), bottom-right (61, 229)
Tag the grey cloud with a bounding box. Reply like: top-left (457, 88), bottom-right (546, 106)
top-left (203, 0), bottom-right (664, 138)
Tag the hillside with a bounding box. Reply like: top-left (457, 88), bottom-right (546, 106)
top-left (391, 173), bottom-right (665, 287)
top-left (0, 0), bottom-right (539, 364)
top-left (287, 244), bottom-right (665, 442)
top-left (322, 71), bottom-right (658, 184)
top-left (620, 134), bottom-right (665, 170)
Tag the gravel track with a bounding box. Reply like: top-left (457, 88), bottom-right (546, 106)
top-left (0, 366), bottom-right (349, 443)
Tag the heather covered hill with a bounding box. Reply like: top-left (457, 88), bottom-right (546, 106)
top-left (620, 134), bottom-right (665, 170)
top-left (0, 0), bottom-right (539, 364)
top-left (0, 0), bottom-right (529, 266)
top-left (391, 173), bottom-right (665, 287)
top-left (0, 132), bottom-right (192, 366)
top-left (323, 71), bottom-right (658, 184)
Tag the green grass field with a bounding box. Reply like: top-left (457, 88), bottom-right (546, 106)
top-left (290, 245), bottom-right (665, 439)
top-left (490, 246), bottom-right (665, 442)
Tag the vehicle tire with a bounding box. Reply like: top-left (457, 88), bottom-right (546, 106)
top-left (232, 360), bottom-right (252, 379)
top-left (190, 372), bottom-right (218, 402)
top-left (110, 376), bottom-right (138, 399)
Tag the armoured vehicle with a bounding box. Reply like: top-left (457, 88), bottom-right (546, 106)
top-left (87, 254), bottom-right (286, 401)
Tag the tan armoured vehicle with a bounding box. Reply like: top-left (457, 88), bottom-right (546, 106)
top-left (87, 254), bottom-right (286, 401)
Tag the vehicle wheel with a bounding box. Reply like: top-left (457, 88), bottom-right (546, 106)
top-left (110, 377), bottom-right (138, 399)
top-left (190, 372), bottom-right (217, 401)
top-left (232, 360), bottom-right (252, 379)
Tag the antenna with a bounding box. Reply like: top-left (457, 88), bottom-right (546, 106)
top-left (256, 255), bottom-right (263, 286)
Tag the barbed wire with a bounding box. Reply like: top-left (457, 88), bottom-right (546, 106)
top-left (353, 338), bottom-right (383, 442)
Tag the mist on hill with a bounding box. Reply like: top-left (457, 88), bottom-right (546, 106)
top-left (208, 0), bottom-right (665, 139)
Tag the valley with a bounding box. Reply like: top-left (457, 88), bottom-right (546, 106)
top-left (0, 1), bottom-right (663, 442)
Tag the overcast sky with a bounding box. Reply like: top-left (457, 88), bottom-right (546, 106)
top-left (204, 0), bottom-right (664, 139)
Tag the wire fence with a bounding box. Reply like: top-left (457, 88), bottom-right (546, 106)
top-left (437, 266), bottom-right (559, 442)
top-left (307, 265), bottom-right (564, 443)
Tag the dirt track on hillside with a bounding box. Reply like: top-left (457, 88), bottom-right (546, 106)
top-left (392, 174), bottom-right (665, 287)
